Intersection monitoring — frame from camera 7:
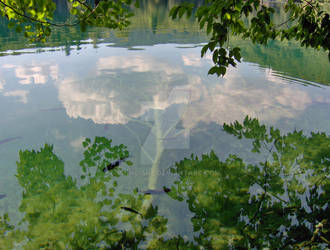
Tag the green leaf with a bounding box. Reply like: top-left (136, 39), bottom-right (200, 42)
top-left (105, 152), bottom-right (112, 159)
top-left (72, 1), bottom-right (80, 8)
top-left (8, 21), bottom-right (15, 28)
top-left (201, 45), bottom-right (209, 57)
top-left (169, 6), bottom-right (180, 19)
top-left (15, 26), bottom-right (22, 33)
top-left (208, 66), bottom-right (220, 75)
top-left (70, 7), bottom-right (79, 15)
top-left (178, 7), bottom-right (186, 18)
top-left (44, 26), bottom-right (51, 36)
top-left (145, 205), bottom-right (158, 219)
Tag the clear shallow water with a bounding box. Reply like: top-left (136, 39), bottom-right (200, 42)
top-left (0, 1), bottom-right (329, 248)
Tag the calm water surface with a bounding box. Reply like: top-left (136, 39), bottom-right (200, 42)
top-left (0, 1), bottom-right (329, 248)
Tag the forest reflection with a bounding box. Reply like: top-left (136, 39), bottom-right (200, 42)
top-left (0, 117), bottom-right (328, 249)
top-left (0, 0), bottom-right (328, 85)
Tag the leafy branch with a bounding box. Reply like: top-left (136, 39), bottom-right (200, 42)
top-left (170, 0), bottom-right (329, 76)
top-left (0, 0), bottom-right (75, 27)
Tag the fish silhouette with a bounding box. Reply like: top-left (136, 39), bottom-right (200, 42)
top-left (0, 136), bottom-right (22, 145)
top-left (120, 206), bottom-right (142, 216)
top-left (103, 157), bottom-right (127, 172)
top-left (143, 187), bottom-right (171, 195)
top-left (0, 194), bottom-right (6, 199)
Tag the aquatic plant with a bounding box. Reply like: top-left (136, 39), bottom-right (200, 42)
top-left (167, 116), bottom-right (330, 248)
top-left (0, 137), bottom-right (167, 249)
top-left (0, 117), bottom-right (328, 248)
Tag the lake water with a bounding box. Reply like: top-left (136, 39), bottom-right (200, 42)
top-left (0, 1), bottom-right (329, 248)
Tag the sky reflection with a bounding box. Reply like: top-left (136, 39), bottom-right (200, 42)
top-left (0, 44), bottom-right (329, 133)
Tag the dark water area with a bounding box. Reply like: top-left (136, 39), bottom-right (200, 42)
top-left (0, 0), bottom-right (329, 248)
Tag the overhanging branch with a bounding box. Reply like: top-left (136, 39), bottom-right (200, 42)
top-left (0, 0), bottom-right (78, 27)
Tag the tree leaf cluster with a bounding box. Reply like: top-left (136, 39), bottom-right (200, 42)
top-left (0, 137), bottom-right (168, 249)
top-left (169, 116), bottom-right (330, 248)
top-left (170, 0), bottom-right (329, 76)
top-left (0, 0), bottom-right (56, 41)
top-left (1, 0), bottom-right (328, 75)
top-left (0, 0), bottom-right (139, 41)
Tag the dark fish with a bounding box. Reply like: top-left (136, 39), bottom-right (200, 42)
top-left (143, 187), bottom-right (171, 195)
top-left (0, 194), bottom-right (6, 199)
top-left (0, 136), bottom-right (22, 145)
top-left (120, 206), bottom-right (142, 216)
top-left (103, 157), bottom-right (127, 172)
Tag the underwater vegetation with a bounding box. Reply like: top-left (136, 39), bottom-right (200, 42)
top-left (0, 116), bottom-right (329, 249)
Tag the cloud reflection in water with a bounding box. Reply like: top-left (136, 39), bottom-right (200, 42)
top-left (56, 49), bottom-right (327, 134)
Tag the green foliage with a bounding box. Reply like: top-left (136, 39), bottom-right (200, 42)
top-left (228, 37), bottom-right (330, 86)
top-left (170, 0), bottom-right (329, 76)
top-left (0, 118), bottom-right (329, 248)
top-left (0, 0), bottom-right (139, 41)
top-left (283, 0), bottom-right (330, 55)
top-left (69, 0), bottom-right (138, 32)
top-left (168, 152), bottom-right (252, 248)
top-left (0, 0), bottom-right (56, 41)
top-left (1, 0), bottom-right (328, 75)
top-left (0, 137), bottom-right (168, 249)
top-left (79, 136), bottom-right (130, 180)
top-left (168, 116), bottom-right (330, 248)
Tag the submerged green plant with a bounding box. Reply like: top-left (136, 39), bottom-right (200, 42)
top-left (167, 116), bottom-right (330, 248)
top-left (0, 137), bottom-right (167, 249)
top-left (0, 117), bottom-right (329, 249)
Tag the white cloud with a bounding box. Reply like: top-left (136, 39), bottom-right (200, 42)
top-left (58, 76), bottom-right (198, 125)
top-left (57, 54), bottom-right (195, 125)
top-left (182, 52), bottom-right (212, 67)
top-left (54, 49), bottom-right (325, 132)
top-left (276, 88), bottom-right (311, 110)
top-left (0, 79), bottom-right (5, 92)
top-left (97, 55), bottom-right (182, 75)
top-left (57, 61), bottom-right (320, 130)
top-left (70, 136), bottom-right (85, 151)
top-left (2, 62), bottom-right (59, 85)
top-left (2, 64), bottom-right (15, 69)
top-left (181, 67), bottom-right (314, 129)
top-left (51, 129), bottom-right (66, 140)
top-left (4, 90), bottom-right (29, 103)
top-left (182, 53), bottom-right (202, 67)
top-left (58, 77), bottom-right (130, 124)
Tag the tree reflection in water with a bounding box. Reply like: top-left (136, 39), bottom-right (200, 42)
top-left (168, 116), bottom-right (329, 248)
top-left (0, 117), bottom-right (329, 249)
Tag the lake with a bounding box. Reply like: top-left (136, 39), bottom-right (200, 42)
top-left (0, 1), bottom-right (329, 248)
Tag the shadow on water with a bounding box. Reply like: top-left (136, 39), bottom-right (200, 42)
top-left (0, 137), bottom-right (22, 145)
top-left (0, 116), bottom-right (328, 249)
